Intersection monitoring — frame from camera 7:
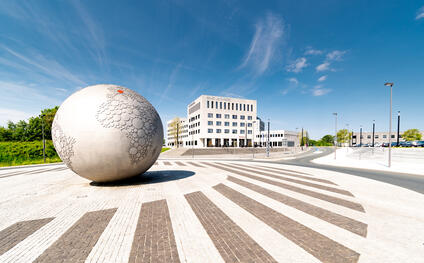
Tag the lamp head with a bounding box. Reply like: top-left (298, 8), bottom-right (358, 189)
top-left (384, 82), bottom-right (394, 87)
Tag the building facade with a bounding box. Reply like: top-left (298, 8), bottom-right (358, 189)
top-left (166, 118), bottom-right (188, 147)
top-left (351, 131), bottom-right (406, 145)
top-left (255, 130), bottom-right (299, 147)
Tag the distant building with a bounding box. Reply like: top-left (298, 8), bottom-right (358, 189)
top-left (351, 131), bottom-right (422, 145)
top-left (165, 95), bottom-right (299, 148)
top-left (166, 118), bottom-right (188, 147)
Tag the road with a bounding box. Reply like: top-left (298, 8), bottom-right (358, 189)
top-left (268, 147), bottom-right (424, 195)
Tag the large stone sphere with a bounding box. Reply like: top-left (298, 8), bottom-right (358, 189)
top-left (52, 84), bottom-right (163, 182)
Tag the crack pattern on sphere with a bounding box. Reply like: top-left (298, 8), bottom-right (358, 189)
top-left (52, 117), bottom-right (76, 170)
top-left (96, 86), bottom-right (160, 164)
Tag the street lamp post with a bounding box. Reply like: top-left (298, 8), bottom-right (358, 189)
top-left (346, 124), bottom-right (349, 151)
top-left (301, 127), bottom-right (304, 151)
top-left (397, 111), bottom-right (400, 146)
top-left (385, 82), bottom-right (394, 167)
top-left (372, 120), bottom-right (375, 147)
top-left (252, 121), bottom-right (256, 159)
top-left (360, 125), bottom-right (363, 146)
top-left (266, 119), bottom-right (270, 157)
top-left (333, 113), bottom-right (337, 160)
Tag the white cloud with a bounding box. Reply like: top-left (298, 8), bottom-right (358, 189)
top-left (286, 57), bottom-right (308, 73)
top-left (281, 77), bottom-right (299, 95)
top-left (318, 75), bottom-right (327, 82)
top-left (305, 48), bottom-right (323, 55)
top-left (326, 50), bottom-right (346, 61)
top-left (240, 13), bottom-right (285, 75)
top-left (0, 108), bottom-right (36, 126)
top-left (288, 77), bottom-right (299, 85)
top-left (416, 6), bottom-right (424, 20)
top-left (312, 85), bottom-right (331, 96)
top-left (316, 62), bottom-right (330, 72)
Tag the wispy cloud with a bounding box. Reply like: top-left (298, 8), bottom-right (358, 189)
top-left (304, 47), bottom-right (323, 55)
top-left (316, 62), bottom-right (330, 72)
top-left (281, 77), bottom-right (299, 95)
top-left (286, 57), bottom-right (308, 73)
top-left (326, 50), bottom-right (346, 61)
top-left (158, 63), bottom-right (183, 105)
top-left (312, 85), bottom-right (331, 96)
top-left (0, 108), bottom-right (36, 126)
top-left (318, 75), bottom-right (327, 82)
top-left (239, 13), bottom-right (285, 75)
top-left (416, 6), bottom-right (424, 20)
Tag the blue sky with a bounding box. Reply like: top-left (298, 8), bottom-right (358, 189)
top-left (1, 0), bottom-right (423, 139)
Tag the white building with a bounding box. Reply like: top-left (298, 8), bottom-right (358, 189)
top-left (165, 94), bottom-right (299, 148)
top-left (166, 118), bottom-right (188, 147)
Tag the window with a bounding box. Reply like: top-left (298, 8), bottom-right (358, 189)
top-left (216, 129), bottom-right (221, 133)
top-left (236, 103), bottom-right (238, 111)
top-left (224, 102), bottom-right (226, 110)
top-left (216, 101), bottom-right (218, 108)
top-left (211, 101), bottom-right (213, 109)
top-left (247, 116), bottom-right (252, 120)
top-left (247, 123), bottom-right (252, 127)
top-left (208, 113), bottom-right (213, 118)
top-left (224, 129), bottom-right (230, 134)
top-left (232, 115), bottom-right (237, 119)
top-left (232, 122), bottom-right (237, 127)
top-left (232, 129), bottom-right (237, 134)
top-left (248, 130), bottom-right (252, 134)
top-left (208, 129), bottom-right (213, 133)
top-left (232, 103), bottom-right (234, 110)
top-left (251, 104), bottom-right (253, 111)
top-left (240, 130), bottom-right (245, 134)
top-left (224, 114), bottom-right (230, 119)
top-left (208, 121), bottom-right (213, 125)
top-left (224, 122), bottom-right (230, 126)
top-left (220, 102), bottom-right (222, 109)
top-left (240, 123), bottom-right (245, 127)
top-left (216, 121), bottom-right (221, 126)
top-left (367, 135), bottom-right (371, 139)
top-left (207, 101), bottom-right (209, 108)
top-left (383, 135), bottom-right (387, 138)
top-left (391, 135), bottom-right (395, 138)
top-left (243, 104), bottom-right (246, 111)
top-left (375, 135), bottom-right (379, 139)
top-left (216, 113), bottom-right (221, 118)
top-left (240, 115), bottom-right (245, 120)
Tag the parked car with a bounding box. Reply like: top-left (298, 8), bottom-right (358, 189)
top-left (399, 141), bottom-right (412, 147)
top-left (412, 141), bottom-right (424, 147)
top-left (381, 142), bottom-right (389, 147)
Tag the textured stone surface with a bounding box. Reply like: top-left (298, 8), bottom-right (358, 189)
top-left (52, 84), bottom-right (163, 182)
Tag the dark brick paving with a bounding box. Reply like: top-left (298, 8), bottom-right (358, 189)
top-left (0, 218), bottom-right (54, 256)
top-left (34, 208), bottom-right (117, 263)
top-left (223, 163), bottom-right (352, 196)
top-left (175, 162), bottom-right (187, 166)
top-left (129, 199), bottom-right (180, 263)
top-left (185, 191), bottom-right (277, 263)
top-left (227, 176), bottom-right (367, 237)
top-left (238, 163), bottom-right (337, 185)
top-left (187, 162), bottom-right (205, 168)
top-left (204, 163), bottom-right (365, 212)
top-left (163, 161), bottom-right (172, 166)
top-left (214, 184), bottom-right (361, 263)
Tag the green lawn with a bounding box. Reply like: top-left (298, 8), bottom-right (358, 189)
top-left (0, 140), bottom-right (61, 167)
top-left (161, 147), bottom-right (171, 153)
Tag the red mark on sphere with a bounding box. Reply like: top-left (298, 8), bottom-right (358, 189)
top-left (117, 90), bottom-right (124, 93)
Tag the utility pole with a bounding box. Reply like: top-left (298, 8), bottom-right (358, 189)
top-left (176, 122), bottom-right (179, 148)
top-left (301, 127), bottom-right (304, 151)
top-left (333, 113), bottom-right (337, 160)
top-left (41, 114), bottom-right (46, 163)
top-left (397, 111), bottom-right (400, 146)
top-left (385, 82), bottom-right (394, 167)
top-left (252, 121), bottom-right (256, 158)
top-left (360, 126), bottom-right (363, 146)
top-left (266, 119), bottom-right (270, 157)
top-left (372, 120), bottom-right (375, 147)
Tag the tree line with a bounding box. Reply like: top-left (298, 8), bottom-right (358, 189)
top-left (0, 107), bottom-right (58, 142)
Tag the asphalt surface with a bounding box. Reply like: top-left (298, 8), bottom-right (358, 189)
top-left (270, 147), bottom-right (424, 195)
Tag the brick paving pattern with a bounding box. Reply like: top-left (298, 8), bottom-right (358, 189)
top-left (163, 161), bottom-right (172, 166)
top-left (223, 163), bottom-right (352, 196)
top-left (185, 191), bottom-right (277, 263)
top-left (227, 176), bottom-right (368, 237)
top-left (175, 161), bottom-right (187, 166)
top-left (129, 199), bottom-right (180, 263)
top-left (34, 208), bottom-right (117, 263)
top-left (187, 161), bottom-right (205, 167)
top-left (0, 218), bottom-right (54, 256)
top-left (214, 183), bottom-right (361, 263)
top-left (256, 165), bottom-right (313, 176)
top-left (239, 163), bottom-right (337, 185)
top-left (204, 162), bottom-right (365, 212)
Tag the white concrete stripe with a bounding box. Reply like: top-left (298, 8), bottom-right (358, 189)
top-left (202, 187), bottom-right (320, 263)
top-left (221, 181), bottom-right (366, 254)
top-left (226, 172), bottom-right (368, 223)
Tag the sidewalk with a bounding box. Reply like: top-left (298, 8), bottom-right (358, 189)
top-left (313, 147), bottom-right (424, 176)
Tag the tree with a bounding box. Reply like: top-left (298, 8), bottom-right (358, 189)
top-left (337, 129), bottom-right (350, 144)
top-left (169, 117), bottom-right (183, 148)
top-left (321, 135), bottom-right (334, 145)
top-left (402, 129), bottom-right (422, 141)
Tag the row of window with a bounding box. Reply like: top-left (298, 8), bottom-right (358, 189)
top-left (189, 114), bottom-right (200, 122)
top-left (208, 121), bottom-right (252, 127)
top-left (207, 100), bottom-right (254, 112)
top-left (208, 113), bottom-right (253, 120)
top-left (207, 129), bottom-right (253, 134)
top-left (189, 122), bottom-right (200, 129)
top-left (356, 134), bottom-right (397, 139)
top-left (256, 133), bottom-right (284, 138)
top-left (189, 129), bottom-right (200, 135)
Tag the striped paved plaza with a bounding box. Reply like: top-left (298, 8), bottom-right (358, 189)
top-left (0, 160), bottom-right (423, 262)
